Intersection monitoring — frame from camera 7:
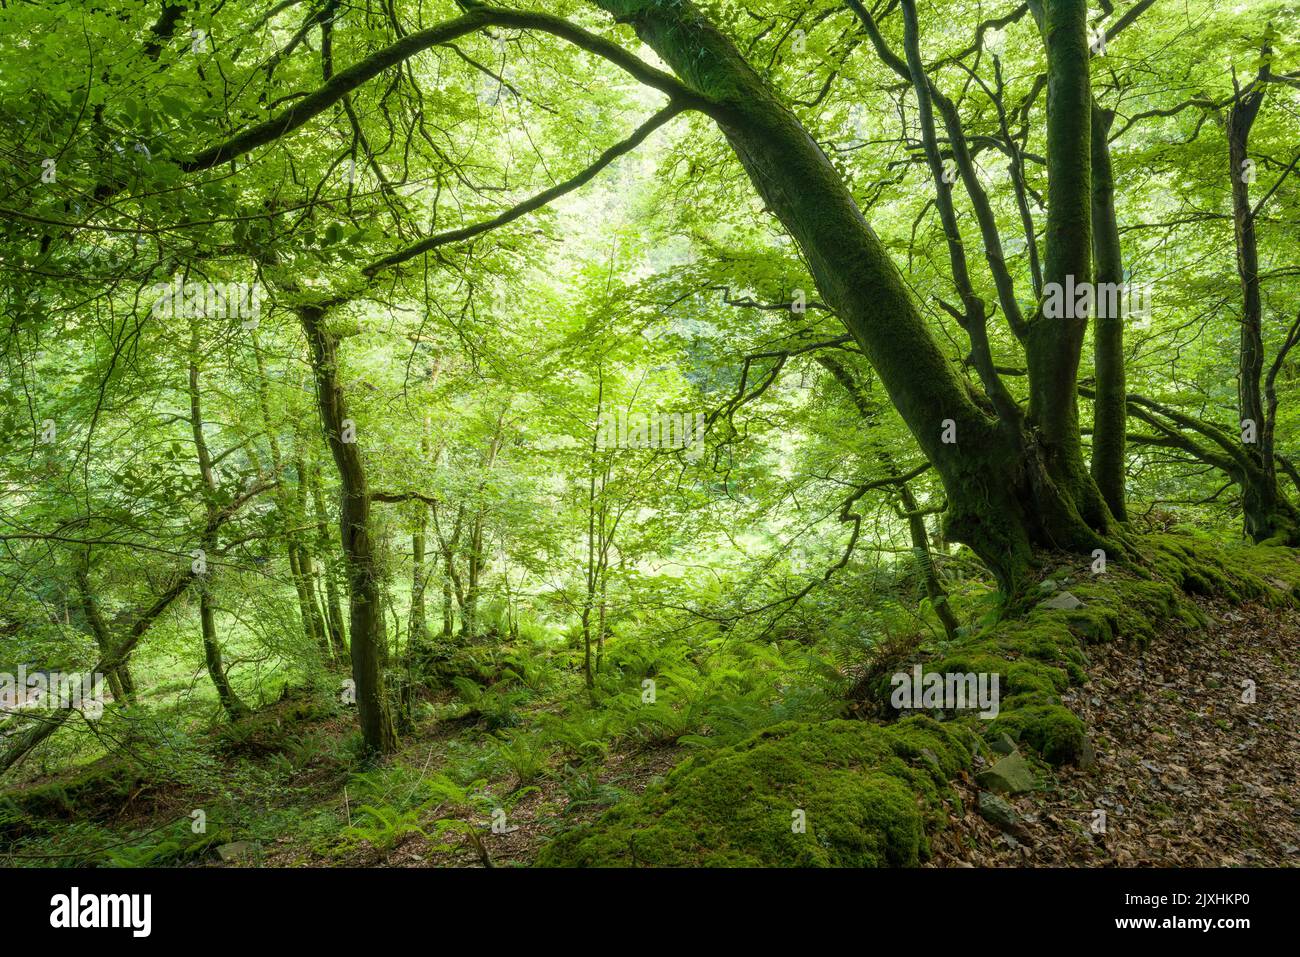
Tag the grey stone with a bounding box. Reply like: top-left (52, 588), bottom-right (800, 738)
top-left (988, 732), bottom-right (1018, 756)
top-left (1039, 591), bottom-right (1083, 611)
top-left (216, 841), bottom-right (259, 862)
top-left (1077, 735), bottom-right (1097, 770)
top-left (978, 791), bottom-right (1021, 831)
top-left (975, 752), bottom-right (1037, 795)
top-left (1038, 579), bottom-right (1058, 593)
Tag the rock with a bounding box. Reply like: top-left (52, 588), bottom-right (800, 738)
top-left (977, 791), bottom-right (1021, 832)
top-left (1038, 591), bottom-right (1083, 611)
top-left (988, 732), bottom-right (1018, 756)
top-left (216, 841), bottom-right (259, 862)
top-left (1077, 735), bottom-right (1097, 770)
top-left (975, 752), bottom-right (1037, 795)
top-left (1038, 579), bottom-right (1058, 592)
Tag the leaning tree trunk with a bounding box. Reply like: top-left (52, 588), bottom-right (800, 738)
top-left (298, 304), bottom-right (397, 756)
top-left (0, 572), bottom-right (198, 775)
top-left (1, 473), bottom-right (272, 775)
top-left (75, 565), bottom-right (134, 704)
top-left (592, 0), bottom-right (1113, 591)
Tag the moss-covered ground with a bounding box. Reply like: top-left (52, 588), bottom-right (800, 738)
top-left (538, 534), bottom-right (1300, 866)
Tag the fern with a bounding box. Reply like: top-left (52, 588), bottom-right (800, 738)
top-left (492, 732), bottom-right (554, 786)
top-left (342, 804), bottom-right (428, 852)
top-left (538, 710), bottom-right (612, 762)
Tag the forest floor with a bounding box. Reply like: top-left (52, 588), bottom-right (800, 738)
top-left (259, 590), bottom-right (1300, 867)
top-left (4, 592), bottom-right (1297, 868)
top-left (931, 595), bottom-right (1300, 867)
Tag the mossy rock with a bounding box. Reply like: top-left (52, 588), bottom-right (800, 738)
top-left (986, 702), bottom-right (1085, 765)
top-left (214, 693), bottom-right (335, 756)
top-left (1142, 533), bottom-right (1300, 608)
top-left (538, 717), bottom-right (973, 867)
top-left (0, 758), bottom-right (147, 839)
top-left (422, 643), bottom-right (513, 687)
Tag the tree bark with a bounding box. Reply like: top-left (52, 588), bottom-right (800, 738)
top-left (74, 564), bottom-right (134, 704)
top-left (1089, 103), bottom-right (1128, 520)
top-left (292, 445), bottom-right (331, 656)
top-left (251, 336), bottom-right (330, 655)
top-left (590, 0), bottom-right (1114, 591)
top-left (1023, 0), bottom-right (1114, 540)
top-left (1226, 66), bottom-right (1297, 544)
top-left (298, 304), bottom-right (397, 756)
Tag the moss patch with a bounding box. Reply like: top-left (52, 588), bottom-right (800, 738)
top-left (538, 716), bottom-right (973, 867)
top-left (1141, 533), bottom-right (1300, 606)
top-left (0, 757), bottom-right (146, 840)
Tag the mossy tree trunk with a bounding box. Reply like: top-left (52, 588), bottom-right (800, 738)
top-left (461, 419), bottom-right (503, 641)
top-left (1089, 103), bottom-right (1128, 521)
top-left (592, 0), bottom-right (1116, 591)
top-left (1226, 58), bottom-right (1300, 545)
top-left (408, 417), bottom-right (433, 654)
top-left (434, 502), bottom-right (466, 640)
top-left (74, 563), bottom-right (135, 705)
top-left (1098, 56), bottom-right (1300, 546)
top-left (410, 503), bottom-right (429, 645)
top-left (1021, 0), bottom-right (1115, 545)
top-left (298, 304), bottom-right (397, 757)
top-left (291, 443), bottom-right (331, 656)
top-left (252, 337), bottom-right (331, 657)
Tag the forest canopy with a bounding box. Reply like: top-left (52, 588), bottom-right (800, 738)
top-left (0, 0), bottom-right (1297, 871)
